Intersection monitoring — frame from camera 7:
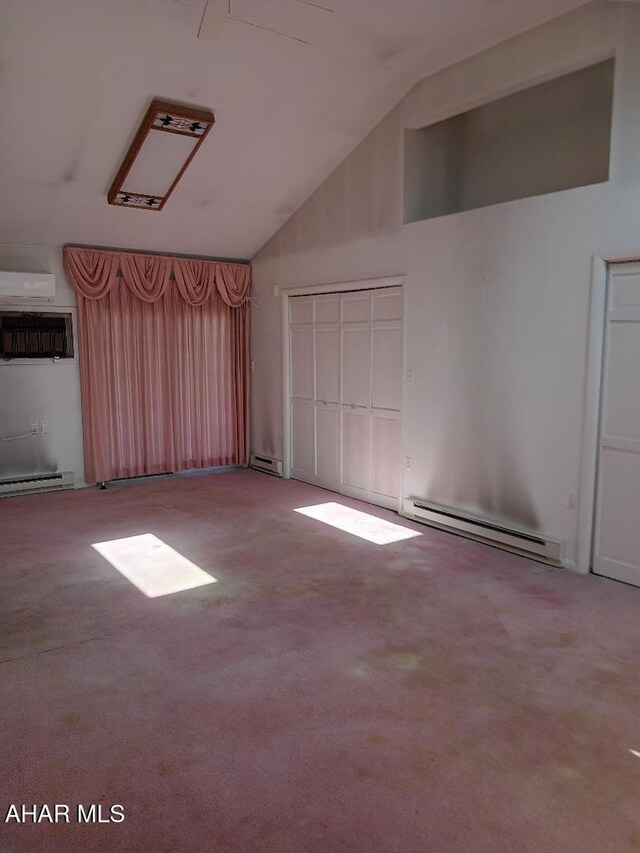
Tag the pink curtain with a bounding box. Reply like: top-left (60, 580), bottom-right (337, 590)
top-left (63, 246), bottom-right (250, 484)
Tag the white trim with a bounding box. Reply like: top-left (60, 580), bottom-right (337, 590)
top-left (281, 290), bottom-right (291, 479)
top-left (282, 275), bottom-right (404, 300)
top-left (281, 275), bottom-right (405, 485)
top-left (398, 284), bottom-right (410, 513)
top-left (576, 255), bottom-right (608, 574)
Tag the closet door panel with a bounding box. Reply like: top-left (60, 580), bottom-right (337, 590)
top-left (316, 407), bottom-right (340, 486)
top-left (372, 290), bottom-right (403, 322)
top-left (290, 298), bottom-right (313, 324)
top-left (314, 295), bottom-right (340, 324)
top-left (370, 413), bottom-right (401, 499)
top-left (371, 324), bottom-right (402, 411)
top-left (315, 328), bottom-right (339, 404)
top-left (291, 399), bottom-right (314, 479)
top-left (341, 293), bottom-right (370, 323)
top-left (314, 318), bottom-right (340, 488)
top-left (342, 409), bottom-right (369, 491)
top-left (342, 326), bottom-right (370, 408)
top-left (290, 327), bottom-right (313, 400)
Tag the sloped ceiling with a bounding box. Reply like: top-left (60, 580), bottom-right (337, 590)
top-left (0, 0), bottom-right (590, 259)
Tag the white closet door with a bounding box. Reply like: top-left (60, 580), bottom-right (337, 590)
top-left (289, 286), bottom-right (403, 510)
top-left (290, 298), bottom-right (315, 483)
top-left (369, 290), bottom-right (403, 502)
top-left (593, 264), bottom-right (640, 587)
top-left (314, 296), bottom-right (340, 489)
top-left (341, 293), bottom-right (371, 497)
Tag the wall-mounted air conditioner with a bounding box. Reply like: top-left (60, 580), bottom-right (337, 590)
top-left (0, 272), bottom-right (55, 304)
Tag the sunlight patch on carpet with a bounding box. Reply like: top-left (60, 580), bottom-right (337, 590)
top-left (92, 533), bottom-right (216, 597)
top-left (294, 502), bottom-right (421, 545)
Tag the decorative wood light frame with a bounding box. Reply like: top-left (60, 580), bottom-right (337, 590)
top-left (108, 99), bottom-right (215, 211)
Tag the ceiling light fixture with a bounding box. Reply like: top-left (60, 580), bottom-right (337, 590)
top-left (108, 98), bottom-right (215, 211)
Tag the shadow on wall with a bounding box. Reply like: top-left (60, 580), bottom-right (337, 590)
top-left (0, 382), bottom-right (56, 477)
top-left (260, 109), bottom-right (401, 260)
top-left (422, 395), bottom-right (540, 531)
top-left (0, 438), bottom-right (58, 479)
top-left (417, 274), bottom-right (540, 532)
top-left (253, 376), bottom-right (278, 459)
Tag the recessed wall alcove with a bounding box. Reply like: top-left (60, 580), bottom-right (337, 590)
top-left (403, 58), bottom-right (615, 224)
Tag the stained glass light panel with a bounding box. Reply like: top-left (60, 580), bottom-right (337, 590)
top-left (108, 99), bottom-right (215, 211)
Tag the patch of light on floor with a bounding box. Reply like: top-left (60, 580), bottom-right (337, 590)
top-left (630, 749), bottom-right (640, 758)
top-left (92, 533), bottom-right (216, 598)
top-left (294, 502), bottom-right (422, 545)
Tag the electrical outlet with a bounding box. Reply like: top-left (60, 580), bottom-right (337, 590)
top-left (566, 491), bottom-right (578, 509)
top-left (405, 369), bottom-right (414, 385)
top-left (250, 360), bottom-right (255, 373)
top-left (272, 284), bottom-right (279, 297)
top-left (41, 421), bottom-right (49, 434)
top-left (405, 456), bottom-right (412, 471)
top-left (31, 422), bottom-right (39, 435)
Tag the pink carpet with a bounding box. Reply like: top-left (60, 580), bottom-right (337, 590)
top-left (1, 470), bottom-right (639, 851)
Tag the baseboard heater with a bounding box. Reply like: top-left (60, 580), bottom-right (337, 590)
top-left (249, 454), bottom-right (283, 477)
top-left (402, 497), bottom-right (563, 565)
top-left (0, 471), bottom-right (75, 498)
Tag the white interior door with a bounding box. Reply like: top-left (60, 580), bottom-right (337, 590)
top-left (288, 286), bottom-right (403, 510)
top-left (593, 263), bottom-right (640, 587)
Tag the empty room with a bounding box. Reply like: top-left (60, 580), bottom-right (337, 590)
top-left (2, 0), bottom-right (640, 850)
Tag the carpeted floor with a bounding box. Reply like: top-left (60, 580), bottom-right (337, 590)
top-left (1, 469), bottom-right (639, 852)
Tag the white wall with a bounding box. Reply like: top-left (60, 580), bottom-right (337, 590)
top-left (0, 246), bottom-right (85, 485)
top-left (250, 1), bottom-right (640, 565)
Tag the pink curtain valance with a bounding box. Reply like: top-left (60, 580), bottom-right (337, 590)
top-left (173, 258), bottom-right (216, 307)
top-left (120, 252), bottom-right (171, 303)
top-left (63, 249), bottom-right (119, 300)
top-left (63, 246), bottom-right (251, 308)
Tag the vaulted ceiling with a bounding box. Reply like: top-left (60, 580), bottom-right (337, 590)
top-left (0, 0), bottom-right (591, 259)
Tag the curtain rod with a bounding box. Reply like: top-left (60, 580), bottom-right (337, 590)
top-left (64, 243), bottom-right (250, 266)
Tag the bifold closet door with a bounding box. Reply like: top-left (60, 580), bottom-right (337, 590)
top-left (289, 294), bottom-right (340, 491)
top-left (340, 289), bottom-right (403, 507)
top-left (593, 263), bottom-right (640, 587)
top-left (314, 295), bottom-right (340, 490)
top-left (289, 297), bottom-right (315, 482)
top-left (369, 289), bottom-right (403, 503)
top-left (341, 293), bottom-right (371, 495)
top-left (289, 287), bottom-right (403, 509)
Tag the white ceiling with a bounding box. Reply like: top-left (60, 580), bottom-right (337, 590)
top-left (0, 0), bottom-right (591, 259)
